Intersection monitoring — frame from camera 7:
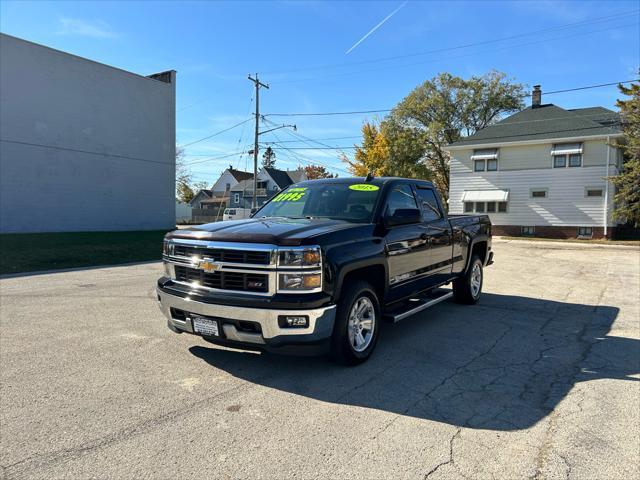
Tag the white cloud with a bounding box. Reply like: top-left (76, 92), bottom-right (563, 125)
top-left (56, 17), bottom-right (118, 39)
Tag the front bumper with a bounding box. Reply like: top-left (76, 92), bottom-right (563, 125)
top-left (157, 287), bottom-right (337, 355)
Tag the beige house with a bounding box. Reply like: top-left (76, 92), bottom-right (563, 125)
top-left (446, 86), bottom-right (623, 239)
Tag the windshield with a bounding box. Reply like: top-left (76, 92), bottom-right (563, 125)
top-left (254, 183), bottom-right (381, 222)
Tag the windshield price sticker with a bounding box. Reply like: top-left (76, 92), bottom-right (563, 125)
top-left (272, 187), bottom-right (307, 202)
top-left (349, 184), bottom-right (379, 192)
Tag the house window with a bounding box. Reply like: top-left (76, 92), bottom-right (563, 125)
top-left (553, 155), bottom-right (566, 168)
top-left (586, 188), bottom-right (603, 197)
top-left (471, 148), bottom-right (499, 172)
top-left (521, 226), bottom-right (535, 236)
top-left (225, 183), bottom-right (231, 191)
top-left (552, 143), bottom-right (583, 168)
top-left (463, 201), bottom-right (508, 213)
top-left (578, 227), bottom-right (593, 237)
top-left (569, 154), bottom-right (582, 167)
top-left (531, 189), bottom-right (547, 198)
top-left (233, 193), bottom-right (240, 203)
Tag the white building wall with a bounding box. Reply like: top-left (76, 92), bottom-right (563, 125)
top-left (211, 170), bottom-right (239, 194)
top-left (449, 140), bottom-right (618, 228)
top-left (0, 34), bottom-right (176, 233)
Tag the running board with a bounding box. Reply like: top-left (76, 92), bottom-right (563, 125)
top-left (384, 289), bottom-right (453, 323)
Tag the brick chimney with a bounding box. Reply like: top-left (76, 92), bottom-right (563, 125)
top-left (532, 85), bottom-right (542, 108)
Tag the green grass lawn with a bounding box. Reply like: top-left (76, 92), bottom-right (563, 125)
top-left (0, 230), bottom-right (170, 275)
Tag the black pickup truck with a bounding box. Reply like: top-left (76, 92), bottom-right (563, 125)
top-left (157, 177), bottom-right (492, 364)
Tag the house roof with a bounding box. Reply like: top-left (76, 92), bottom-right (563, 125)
top-left (264, 167), bottom-right (295, 189)
top-left (447, 104), bottom-right (622, 148)
top-left (286, 169), bottom-right (307, 183)
top-left (201, 194), bottom-right (229, 204)
top-left (229, 168), bottom-right (306, 192)
top-left (188, 189), bottom-right (212, 206)
top-left (230, 179), bottom-right (255, 192)
top-left (227, 168), bottom-right (253, 182)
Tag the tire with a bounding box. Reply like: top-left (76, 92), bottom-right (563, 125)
top-left (330, 281), bottom-right (381, 366)
top-left (453, 254), bottom-right (483, 305)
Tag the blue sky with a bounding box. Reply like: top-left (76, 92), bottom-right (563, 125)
top-left (1, 0), bottom-right (638, 184)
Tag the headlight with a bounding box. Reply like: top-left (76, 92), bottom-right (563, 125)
top-left (278, 272), bottom-right (322, 291)
top-left (277, 247), bottom-right (321, 267)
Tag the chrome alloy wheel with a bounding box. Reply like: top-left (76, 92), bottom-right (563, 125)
top-left (470, 263), bottom-right (482, 297)
top-left (348, 296), bottom-right (376, 353)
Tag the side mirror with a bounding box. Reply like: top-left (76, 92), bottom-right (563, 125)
top-left (249, 207), bottom-right (258, 218)
top-left (384, 208), bottom-right (422, 227)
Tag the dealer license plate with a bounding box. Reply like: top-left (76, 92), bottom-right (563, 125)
top-left (192, 315), bottom-right (220, 337)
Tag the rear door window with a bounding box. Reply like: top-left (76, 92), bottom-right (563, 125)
top-left (415, 187), bottom-right (442, 222)
top-left (385, 184), bottom-right (418, 216)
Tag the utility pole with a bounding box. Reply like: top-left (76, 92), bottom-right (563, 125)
top-left (248, 73), bottom-right (269, 209)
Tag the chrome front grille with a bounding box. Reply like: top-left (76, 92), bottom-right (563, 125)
top-left (172, 245), bottom-right (271, 265)
top-left (164, 240), bottom-right (277, 296)
top-left (173, 265), bottom-right (269, 293)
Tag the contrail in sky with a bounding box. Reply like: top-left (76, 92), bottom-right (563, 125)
top-left (345, 0), bottom-right (408, 55)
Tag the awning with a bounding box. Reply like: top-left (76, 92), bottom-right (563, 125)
top-left (462, 190), bottom-right (509, 202)
top-left (551, 142), bottom-right (582, 155)
top-left (470, 148), bottom-right (498, 160)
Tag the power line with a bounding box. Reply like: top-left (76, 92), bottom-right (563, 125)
top-left (183, 150), bottom-right (249, 166)
top-left (261, 144), bottom-right (358, 150)
top-left (179, 118), bottom-right (253, 148)
top-left (264, 10), bottom-right (639, 76)
top-left (270, 21), bottom-right (638, 85)
top-left (265, 79), bottom-right (639, 117)
top-left (266, 109), bottom-right (391, 117)
top-left (451, 122), bottom-right (623, 145)
top-left (265, 127), bottom-right (351, 175)
top-left (263, 136), bottom-right (361, 144)
top-left (263, 118), bottom-right (353, 159)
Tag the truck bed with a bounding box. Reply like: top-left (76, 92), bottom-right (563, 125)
top-left (448, 214), bottom-right (491, 228)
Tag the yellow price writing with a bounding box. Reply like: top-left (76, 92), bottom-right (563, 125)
top-left (349, 184), bottom-right (379, 192)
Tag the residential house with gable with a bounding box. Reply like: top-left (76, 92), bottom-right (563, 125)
top-left (190, 166), bottom-right (253, 222)
top-left (229, 167), bottom-right (307, 209)
top-left (445, 86), bottom-right (623, 239)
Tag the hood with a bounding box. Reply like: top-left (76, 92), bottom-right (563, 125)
top-left (167, 217), bottom-right (365, 246)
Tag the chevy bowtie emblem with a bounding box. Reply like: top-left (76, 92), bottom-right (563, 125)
top-left (197, 258), bottom-right (222, 272)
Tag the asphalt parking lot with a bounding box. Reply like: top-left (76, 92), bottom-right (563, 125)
top-left (1, 240), bottom-right (638, 479)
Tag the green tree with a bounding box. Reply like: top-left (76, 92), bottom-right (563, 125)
top-left (349, 118), bottom-right (429, 179)
top-left (611, 80), bottom-right (640, 227)
top-left (262, 146), bottom-right (276, 168)
top-left (175, 147), bottom-right (206, 203)
top-left (349, 71), bottom-right (525, 198)
top-left (304, 164), bottom-right (338, 179)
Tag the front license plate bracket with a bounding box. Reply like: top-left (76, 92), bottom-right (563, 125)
top-left (191, 315), bottom-right (220, 337)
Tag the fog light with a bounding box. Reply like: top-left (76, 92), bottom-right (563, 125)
top-left (278, 315), bottom-right (309, 328)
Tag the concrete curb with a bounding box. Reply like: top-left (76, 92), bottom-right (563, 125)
top-left (493, 237), bottom-right (640, 250)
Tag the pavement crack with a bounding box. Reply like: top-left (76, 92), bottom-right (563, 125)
top-left (424, 428), bottom-right (461, 479)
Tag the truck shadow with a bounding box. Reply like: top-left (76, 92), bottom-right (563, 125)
top-left (188, 293), bottom-right (637, 431)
